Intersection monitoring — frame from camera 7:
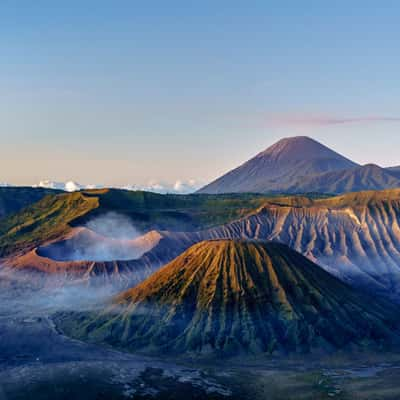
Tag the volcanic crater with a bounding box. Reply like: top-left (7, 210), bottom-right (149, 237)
top-left (37, 227), bottom-right (161, 262)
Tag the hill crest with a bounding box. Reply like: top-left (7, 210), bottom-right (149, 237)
top-left (56, 239), bottom-right (400, 356)
top-left (255, 136), bottom-right (356, 164)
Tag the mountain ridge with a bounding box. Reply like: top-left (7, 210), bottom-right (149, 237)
top-left (288, 163), bottom-right (400, 193)
top-left (198, 136), bottom-right (400, 194)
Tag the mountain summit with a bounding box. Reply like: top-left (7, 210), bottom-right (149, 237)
top-left (255, 136), bottom-right (355, 164)
top-left (56, 239), bottom-right (400, 355)
top-left (198, 136), bottom-right (400, 194)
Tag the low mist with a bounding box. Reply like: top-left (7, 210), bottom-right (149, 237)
top-left (0, 212), bottom-right (160, 318)
top-left (38, 212), bottom-right (155, 262)
top-left (0, 267), bottom-right (117, 317)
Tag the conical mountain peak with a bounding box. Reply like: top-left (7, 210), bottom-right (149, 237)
top-left (198, 136), bottom-right (358, 194)
top-left (56, 240), bottom-right (400, 356)
top-left (257, 136), bottom-right (354, 163)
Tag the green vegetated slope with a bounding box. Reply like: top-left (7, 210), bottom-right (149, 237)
top-left (0, 188), bottom-right (282, 257)
top-left (56, 240), bottom-right (400, 356)
top-left (0, 192), bottom-right (99, 257)
top-left (0, 187), bottom-right (58, 219)
top-left (0, 186), bottom-right (394, 261)
top-left (74, 189), bottom-right (277, 230)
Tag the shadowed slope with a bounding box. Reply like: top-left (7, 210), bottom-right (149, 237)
top-left (386, 166), bottom-right (400, 179)
top-left (198, 136), bottom-right (400, 194)
top-left (198, 136), bottom-right (358, 194)
top-left (57, 240), bottom-right (400, 356)
top-left (0, 187), bottom-right (59, 219)
top-left (290, 164), bottom-right (400, 194)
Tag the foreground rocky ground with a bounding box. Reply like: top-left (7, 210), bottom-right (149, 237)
top-left (2, 280), bottom-right (400, 399)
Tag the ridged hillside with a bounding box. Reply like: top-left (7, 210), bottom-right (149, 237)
top-left (56, 240), bottom-right (400, 356)
top-left (144, 189), bottom-right (400, 300)
top-left (201, 190), bottom-right (400, 298)
top-left (6, 189), bottom-right (400, 299)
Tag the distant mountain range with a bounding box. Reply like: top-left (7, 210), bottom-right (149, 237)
top-left (55, 240), bottom-right (400, 356)
top-left (198, 136), bottom-right (400, 194)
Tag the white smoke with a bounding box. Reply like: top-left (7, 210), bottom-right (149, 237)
top-left (85, 212), bottom-right (141, 240)
top-left (37, 212), bottom-right (152, 262)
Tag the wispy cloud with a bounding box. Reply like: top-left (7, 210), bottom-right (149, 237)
top-left (266, 114), bottom-right (400, 127)
top-left (33, 179), bottom-right (203, 194)
top-left (121, 179), bottom-right (203, 194)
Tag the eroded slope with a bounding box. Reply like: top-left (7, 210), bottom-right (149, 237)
top-left (56, 240), bottom-right (400, 355)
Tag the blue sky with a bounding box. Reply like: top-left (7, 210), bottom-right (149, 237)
top-left (1, 1), bottom-right (399, 186)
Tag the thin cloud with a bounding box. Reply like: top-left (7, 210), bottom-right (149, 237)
top-left (33, 179), bottom-right (203, 194)
top-left (266, 114), bottom-right (400, 127)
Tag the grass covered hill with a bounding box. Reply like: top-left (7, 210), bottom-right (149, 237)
top-left (0, 187), bottom-right (58, 219)
top-left (56, 240), bottom-right (400, 356)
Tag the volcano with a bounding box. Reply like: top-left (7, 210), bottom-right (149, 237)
top-left (56, 239), bottom-right (400, 356)
top-left (198, 136), bottom-right (357, 194)
top-left (198, 136), bottom-right (400, 194)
